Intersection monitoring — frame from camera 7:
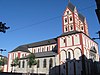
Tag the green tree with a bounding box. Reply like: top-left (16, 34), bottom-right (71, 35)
top-left (27, 53), bottom-right (37, 74)
top-left (0, 57), bottom-right (7, 72)
top-left (0, 58), bottom-right (7, 66)
top-left (0, 59), bottom-right (3, 66)
top-left (11, 57), bottom-right (19, 67)
top-left (11, 57), bottom-right (19, 72)
top-left (0, 59), bottom-right (3, 72)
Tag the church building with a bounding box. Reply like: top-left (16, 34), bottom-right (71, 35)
top-left (7, 2), bottom-right (99, 75)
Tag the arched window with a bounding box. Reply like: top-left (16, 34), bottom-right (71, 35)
top-left (66, 27), bottom-right (68, 31)
top-left (15, 54), bottom-right (16, 58)
top-left (67, 11), bottom-right (69, 14)
top-left (37, 60), bottom-right (40, 68)
top-left (81, 26), bottom-right (83, 30)
top-left (63, 39), bottom-right (66, 43)
top-left (70, 17), bottom-right (72, 21)
top-left (22, 61), bottom-right (25, 68)
top-left (65, 18), bottom-right (67, 23)
top-left (49, 58), bottom-right (53, 68)
top-left (47, 47), bottom-right (49, 51)
top-left (18, 61), bottom-right (21, 68)
top-left (29, 64), bottom-right (31, 68)
top-left (74, 48), bottom-right (81, 60)
top-left (34, 49), bottom-right (35, 53)
top-left (68, 52), bottom-right (71, 60)
top-left (42, 48), bottom-right (44, 52)
top-left (43, 59), bottom-right (46, 68)
top-left (70, 25), bottom-right (73, 30)
top-left (52, 46), bottom-right (53, 50)
top-left (38, 48), bottom-right (40, 52)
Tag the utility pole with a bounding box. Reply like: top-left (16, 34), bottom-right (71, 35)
top-left (0, 22), bottom-right (10, 33)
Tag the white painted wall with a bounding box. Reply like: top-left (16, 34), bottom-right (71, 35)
top-left (28, 44), bottom-right (56, 53)
top-left (73, 34), bottom-right (80, 45)
top-left (16, 56), bottom-right (58, 75)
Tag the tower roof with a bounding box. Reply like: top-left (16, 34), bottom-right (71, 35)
top-left (78, 13), bottom-right (86, 22)
top-left (67, 2), bottom-right (76, 12)
top-left (67, 2), bottom-right (86, 23)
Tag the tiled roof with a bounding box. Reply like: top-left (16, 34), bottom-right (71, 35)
top-left (9, 45), bottom-right (30, 53)
top-left (9, 38), bottom-right (57, 53)
top-left (58, 31), bottom-right (82, 37)
top-left (78, 13), bottom-right (85, 22)
top-left (19, 51), bottom-right (57, 60)
top-left (58, 31), bottom-right (98, 45)
top-left (67, 2), bottom-right (75, 12)
top-left (34, 51), bottom-right (57, 58)
top-left (67, 2), bottom-right (86, 23)
top-left (27, 38), bottom-right (57, 48)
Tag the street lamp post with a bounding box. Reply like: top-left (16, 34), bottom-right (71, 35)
top-left (0, 49), bottom-right (6, 56)
top-left (92, 31), bottom-right (100, 40)
top-left (0, 49), bottom-right (6, 72)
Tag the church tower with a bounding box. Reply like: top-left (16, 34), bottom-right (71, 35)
top-left (62, 2), bottom-right (89, 36)
top-left (58, 2), bottom-right (99, 75)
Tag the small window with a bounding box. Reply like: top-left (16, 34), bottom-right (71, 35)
top-left (47, 47), bottom-right (49, 51)
top-left (42, 48), bottom-right (44, 52)
top-left (68, 52), bottom-right (71, 60)
top-left (81, 26), bottom-right (83, 30)
top-left (65, 18), bottom-right (67, 23)
top-left (18, 61), bottom-right (21, 68)
top-left (43, 59), bottom-right (46, 68)
top-left (34, 49), bottom-right (35, 53)
top-left (38, 48), bottom-right (40, 52)
top-left (70, 17), bottom-right (72, 21)
top-left (52, 46), bottom-right (53, 50)
top-left (49, 58), bottom-right (53, 68)
top-left (22, 61), bottom-right (25, 68)
top-left (15, 54), bottom-right (16, 58)
top-left (70, 25), bottom-right (73, 30)
top-left (64, 39), bottom-right (66, 43)
top-left (67, 11), bottom-right (69, 14)
top-left (66, 27), bottom-right (68, 31)
top-left (37, 60), bottom-right (40, 68)
top-left (29, 64), bottom-right (31, 68)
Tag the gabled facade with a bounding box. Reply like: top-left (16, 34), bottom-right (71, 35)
top-left (7, 2), bottom-right (99, 75)
top-left (62, 2), bottom-right (89, 36)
